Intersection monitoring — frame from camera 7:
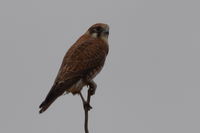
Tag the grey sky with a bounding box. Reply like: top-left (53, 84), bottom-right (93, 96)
top-left (0, 0), bottom-right (200, 133)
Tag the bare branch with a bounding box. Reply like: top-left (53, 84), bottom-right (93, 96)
top-left (80, 87), bottom-right (94, 133)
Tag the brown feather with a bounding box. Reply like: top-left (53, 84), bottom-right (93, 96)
top-left (39, 23), bottom-right (109, 113)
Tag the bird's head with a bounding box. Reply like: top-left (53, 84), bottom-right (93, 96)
top-left (86, 23), bottom-right (109, 42)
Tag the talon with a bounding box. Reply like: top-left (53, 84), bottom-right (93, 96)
top-left (88, 88), bottom-right (96, 95)
top-left (87, 80), bottom-right (97, 96)
top-left (84, 102), bottom-right (92, 110)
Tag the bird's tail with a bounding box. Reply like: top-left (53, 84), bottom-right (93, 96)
top-left (39, 85), bottom-right (59, 114)
top-left (39, 78), bottom-right (79, 113)
top-left (39, 97), bottom-right (57, 114)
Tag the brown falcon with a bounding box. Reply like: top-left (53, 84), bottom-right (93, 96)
top-left (39, 23), bottom-right (109, 113)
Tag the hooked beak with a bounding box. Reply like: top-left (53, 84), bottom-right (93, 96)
top-left (103, 28), bottom-right (109, 35)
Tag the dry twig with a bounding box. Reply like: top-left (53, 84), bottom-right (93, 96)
top-left (80, 87), bottom-right (94, 133)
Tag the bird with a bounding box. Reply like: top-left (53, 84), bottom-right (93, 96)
top-left (39, 23), bottom-right (109, 113)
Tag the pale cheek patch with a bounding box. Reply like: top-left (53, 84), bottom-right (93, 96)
top-left (91, 33), bottom-right (97, 38)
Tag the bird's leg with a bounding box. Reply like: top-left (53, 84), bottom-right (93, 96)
top-left (79, 92), bottom-right (92, 110)
top-left (79, 92), bottom-right (85, 103)
top-left (87, 80), bottom-right (97, 96)
top-left (80, 80), bottom-right (97, 133)
top-left (79, 80), bottom-right (97, 111)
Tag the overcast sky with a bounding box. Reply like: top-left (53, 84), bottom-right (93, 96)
top-left (0, 0), bottom-right (200, 133)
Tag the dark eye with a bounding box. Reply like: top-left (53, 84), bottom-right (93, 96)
top-left (92, 26), bottom-right (101, 33)
top-left (95, 26), bottom-right (101, 31)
